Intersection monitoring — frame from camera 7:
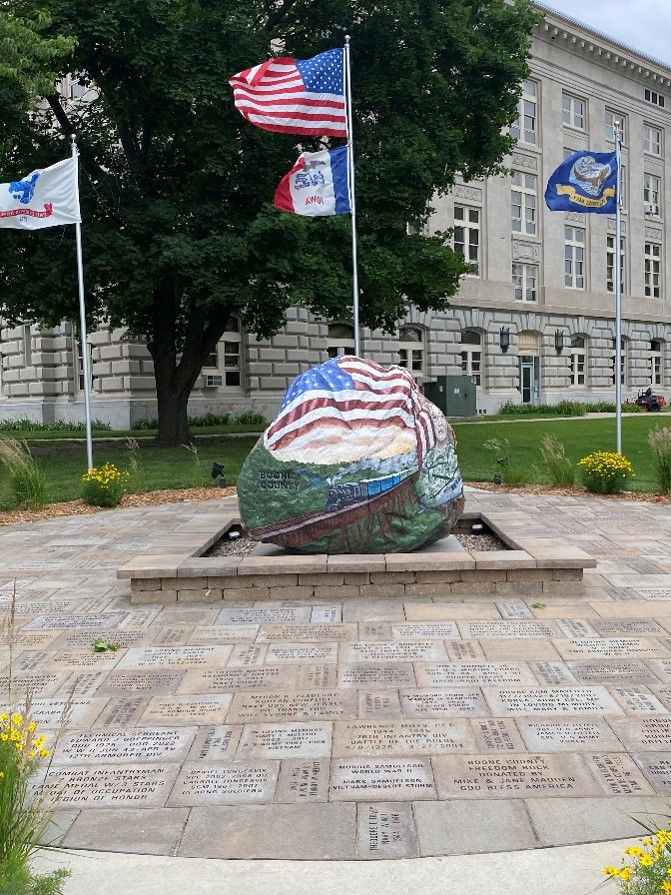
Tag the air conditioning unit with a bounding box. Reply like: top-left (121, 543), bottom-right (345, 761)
top-left (645, 202), bottom-right (659, 215)
top-left (204, 374), bottom-right (223, 387)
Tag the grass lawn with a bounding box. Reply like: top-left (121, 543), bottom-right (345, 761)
top-left (452, 414), bottom-right (669, 492)
top-left (0, 414), bottom-right (669, 509)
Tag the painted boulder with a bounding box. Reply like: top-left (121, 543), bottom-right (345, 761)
top-left (237, 355), bottom-right (464, 554)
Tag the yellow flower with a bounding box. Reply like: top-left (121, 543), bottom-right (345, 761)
top-left (661, 881), bottom-right (671, 893)
top-left (619, 867), bottom-right (631, 881)
top-left (625, 847), bottom-right (645, 857)
top-left (640, 854), bottom-right (655, 866)
top-left (603, 867), bottom-right (622, 877)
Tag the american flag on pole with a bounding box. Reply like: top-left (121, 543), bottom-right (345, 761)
top-left (264, 357), bottom-right (437, 464)
top-left (229, 49), bottom-right (348, 137)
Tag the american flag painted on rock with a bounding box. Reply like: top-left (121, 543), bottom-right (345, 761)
top-left (263, 356), bottom-right (438, 464)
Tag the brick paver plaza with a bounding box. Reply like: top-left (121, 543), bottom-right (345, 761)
top-left (4, 489), bottom-right (671, 860)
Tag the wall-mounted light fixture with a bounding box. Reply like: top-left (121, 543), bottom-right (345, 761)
top-left (555, 330), bottom-right (565, 354)
top-left (499, 327), bottom-right (510, 353)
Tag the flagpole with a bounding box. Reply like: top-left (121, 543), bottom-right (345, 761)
top-left (614, 121), bottom-right (622, 454)
top-left (344, 36), bottom-right (361, 357)
top-left (70, 135), bottom-right (94, 470)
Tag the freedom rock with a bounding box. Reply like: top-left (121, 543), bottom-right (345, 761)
top-left (237, 356), bottom-right (464, 554)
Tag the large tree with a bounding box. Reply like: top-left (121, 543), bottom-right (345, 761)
top-left (0, 0), bottom-right (538, 444)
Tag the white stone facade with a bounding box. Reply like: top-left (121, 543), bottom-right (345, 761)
top-left (2, 6), bottom-right (671, 425)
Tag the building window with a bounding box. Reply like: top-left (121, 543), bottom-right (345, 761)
top-left (453, 205), bottom-right (480, 275)
top-left (645, 88), bottom-right (665, 108)
top-left (569, 335), bottom-right (587, 387)
top-left (645, 243), bottom-right (662, 298)
top-left (644, 124), bottom-right (663, 156)
top-left (605, 111), bottom-right (625, 143)
top-left (564, 226), bottom-right (585, 289)
top-left (203, 317), bottom-right (243, 388)
top-left (74, 336), bottom-right (93, 394)
top-left (612, 338), bottom-right (628, 387)
top-left (512, 263), bottom-right (538, 302)
top-left (606, 235), bottom-right (625, 294)
top-left (510, 79), bottom-right (537, 145)
top-left (511, 172), bottom-right (537, 236)
top-left (651, 340), bottom-right (663, 387)
top-left (644, 173), bottom-right (661, 215)
top-left (23, 324), bottom-right (32, 367)
top-left (326, 322), bottom-right (355, 358)
top-left (460, 330), bottom-right (482, 386)
top-left (398, 326), bottom-right (425, 383)
top-left (562, 93), bottom-right (585, 129)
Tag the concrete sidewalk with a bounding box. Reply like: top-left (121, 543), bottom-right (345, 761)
top-left (33, 839), bottom-right (626, 895)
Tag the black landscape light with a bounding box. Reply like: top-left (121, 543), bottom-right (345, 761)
top-left (499, 327), bottom-right (510, 353)
top-left (211, 461), bottom-right (226, 487)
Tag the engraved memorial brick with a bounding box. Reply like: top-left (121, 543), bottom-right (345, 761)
top-left (330, 759), bottom-right (435, 801)
top-left (116, 645), bottom-right (233, 669)
top-left (400, 688), bottom-right (489, 718)
top-left (432, 753), bottom-right (600, 798)
top-left (483, 686), bottom-right (622, 716)
top-left (227, 690), bottom-right (357, 723)
top-left (333, 719), bottom-right (476, 756)
top-left (587, 753), bottom-right (654, 795)
top-left (470, 718), bottom-right (525, 752)
top-left (215, 607), bottom-right (311, 624)
top-left (188, 725), bottom-right (242, 760)
top-left (516, 718), bottom-right (625, 753)
top-left (138, 695), bottom-right (232, 725)
top-left (415, 662), bottom-right (536, 687)
top-left (338, 665), bottom-right (415, 689)
top-left (345, 641), bottom-right (448, 663)
top-left (167, 761), bottom-right (279, 806)
top-left (357, 802), bottom-right (418, 859)
top-left (34, 764), bottom-right (179, 808)
top-left (236, 722), bottom-right (332, 759)
top-left (179, 667), bottom-right (298, 694)
top-left (55, 728), bottom-right (196, 764)
top-left (276, 758), bottom-right (329, 802)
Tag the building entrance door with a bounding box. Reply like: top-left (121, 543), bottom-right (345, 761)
top-left (519, 356), bottom-right (540, 404)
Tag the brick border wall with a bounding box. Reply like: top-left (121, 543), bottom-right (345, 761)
top-left (117, 509), bottom-right (596, 605)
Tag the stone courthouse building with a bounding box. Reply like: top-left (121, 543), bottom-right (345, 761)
top-left (2, 3), bottom-right (671, 425)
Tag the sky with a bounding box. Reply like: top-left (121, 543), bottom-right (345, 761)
top-left (538, 1), bottom-right (671, 66)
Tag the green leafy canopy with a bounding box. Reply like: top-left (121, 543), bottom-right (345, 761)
top-left (0, 0), bottom-right (539, 442)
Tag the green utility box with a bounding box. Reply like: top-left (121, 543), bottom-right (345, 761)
top-left (424, 375), bottom-right (477, 418)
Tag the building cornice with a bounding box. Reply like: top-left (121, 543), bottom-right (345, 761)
top-left (534, 2), bottom-right (671, 88)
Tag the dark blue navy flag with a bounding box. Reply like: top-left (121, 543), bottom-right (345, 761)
top-left (544, 151), bottom-right (618, 213)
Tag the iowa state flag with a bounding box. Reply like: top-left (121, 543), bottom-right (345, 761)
top-left (274, 147), bottom-right (350, 216)
top-left (0, 157), bottom-right (80, 229)
top-left (229, 49), bottom-right (347, 137)
top-left (544, 150), bottom-right (618, 213)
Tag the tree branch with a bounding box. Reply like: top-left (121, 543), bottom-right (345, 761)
top-left (265, 0), bottom-right (300, 32)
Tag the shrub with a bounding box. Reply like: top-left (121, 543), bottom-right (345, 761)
top-left (483, 437), bottom-right (530, 486)
top-left (81, 462), bottom-right (128, 507)
top-left (578, 450), bottom-right (634, 494)
top-left (649, 426), bottom-right (671, 494)
top-left (538, 435), bottom-right (575, 487)
top-left (235, 411), bottom-right (267, 426)
top-left (1, 589), bottom-right (70, 895)
top-left (0, 438), bottom-right (49, 510)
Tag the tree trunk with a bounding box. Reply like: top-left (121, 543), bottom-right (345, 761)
top-left (148, 288), bottom-right (231, 446)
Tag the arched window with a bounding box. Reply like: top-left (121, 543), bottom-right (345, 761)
top-left (327, 323), bottom-right (355, 358)
top-left (460, 330), bottom-right (482, 385)
top-left (398, 326), bottom-right (425, 383)
top-left (570, 335), bottom-right (587, 387)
